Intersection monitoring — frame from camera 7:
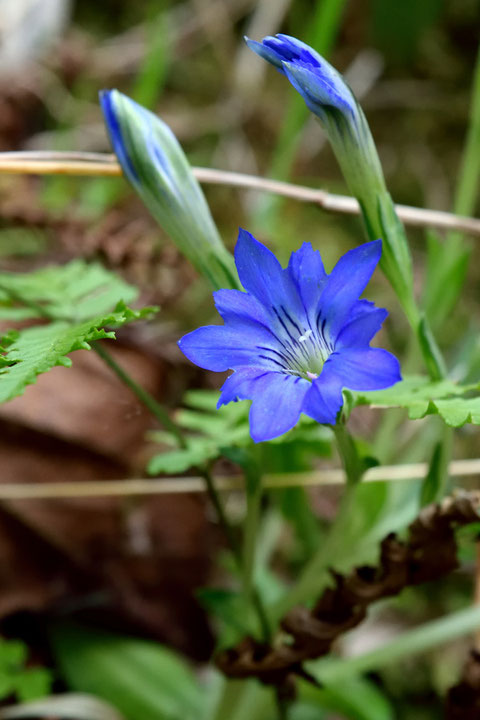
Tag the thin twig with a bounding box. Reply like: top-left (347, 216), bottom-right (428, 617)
top-left (0, 152), bottom-right (479, 236)
top-left (0, 459), bottom-right (479, 500)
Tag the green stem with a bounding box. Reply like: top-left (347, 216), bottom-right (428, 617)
top-left (94, 342), bottom-right (271, 639)
top-left (93, 341), bottom-right (186, 448)
top-left (451, 45), bottom-right (480, 232)
top-left (203, 465), bottom-right (271, 641)
top-left (275, 693), bottom-right (290, 720)
top-left (313, 604), bottom-right (480, 684)
top-left (332, 423), bottom-right (363, 487)
top-left (272, 424), bottom-right (363, 619)
top-left (243, 480), bottom-right (262, 607)
top-left (212, 680), bottom-right (246, 720)
top-left (202, 465), bottom-right (242, 559)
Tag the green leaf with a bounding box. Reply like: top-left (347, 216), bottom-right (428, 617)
top-left (197, 588), bottom-right (256, 647)
top-left (350, 375), bottom-right (480, 427)
top-left (0, 639), bottom-right (52, 703)
top-left (177, 394), bottom-right (250, 446)
top-left (0, 302), bottom-right (155, 404)
top-left (0, 260), bottom-right (138, 322)
top-left (420, 442), bottom-right (446, 506)
top-left (423, 230), bottom-right (470, 331)
top-left (148, 390), bottom-right (252, 475)
top-left (0, 228), bottom-right (47, 258)
top-left (147, 437), bottom-right (218, 474)
top-left (50, 624), bottom-right (203, 720)
top-left (0, 640), bottom-right (27, 669)
top-left (14, 668), bottom-right (53, 702)
top-left (0, 260), bottom-right (157, 404)
top-left (298, 676), bottom-right (394, 720)
top-left (308, 605), bottom-right (480, 685)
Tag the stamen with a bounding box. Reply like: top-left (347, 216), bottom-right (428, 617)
top-left (298, 329), bottom-right (312, 343)
top-left (306, 371), bottom-right (318, 380)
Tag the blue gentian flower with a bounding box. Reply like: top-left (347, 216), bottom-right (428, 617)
top-left (244, 34), bottom-right (357, 122)
top-left (179, 230), bottom-right (401, 443)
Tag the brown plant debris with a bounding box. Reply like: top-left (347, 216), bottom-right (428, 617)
top-left (445, 650), bottom-right (480, 719)
top-left (216, 492), bottom-right (480, 688)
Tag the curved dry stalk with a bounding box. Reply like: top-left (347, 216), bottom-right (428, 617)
top-left (0, 458), bottom-right (478, 500)
top-left (0, 151), bottom-right (479, 236)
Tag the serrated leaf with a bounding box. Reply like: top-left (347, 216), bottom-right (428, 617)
top-left (177, 397), bottom-right (250, 445)
top-left (148, 390), bottom-right (252, 475)
top-left (350, 375), bottom-right (480, 427)
top-left (147, 438), bottom-right (218, 474)
top-left (0, 258), bottom-right (157, 403)
top-left (181, 389), bottom-right (220, 412)
top-left (0, 303), bottom-right (155, 404)
top-left (0, 260), bottom-right (138, 322)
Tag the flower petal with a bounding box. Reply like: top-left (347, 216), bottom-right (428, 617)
top-left (288, 242), bottom-right (327, 313)
top-left (248, 373), bottom-right (311, 442)
top-left (330, 347), bottom-right (401, 390)
top-left (234, 229), bottom-right (284, 302)
top-left (99, 91), bottom-right (138, 182)
top-left (348, 299), bottom-right (376, 321)
top-left (178, 323), bottom-right (280, 372)
top-left (283, 62), bottom-right (354, 116)
top-left (335, 307), bottom-right (388, 349)
top-left (244, 36), bottom-right (286, 71)
top-left (275, 34), bottom-right (341, 74)
top-left (302, 361), bottom-right (344, 424)
top-left (319, 239), bottom-right (382, 342)
top-left (217, 366), bottom-right (270, 407)
top-left (234, 229), bottom-right (306, 328)
top-left (213, 288), bottom-right (271, 327)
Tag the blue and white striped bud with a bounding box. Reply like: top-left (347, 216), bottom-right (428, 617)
top-left (100, 90), bottom-right (239, 290)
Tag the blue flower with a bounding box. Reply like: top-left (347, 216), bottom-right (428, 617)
top-left (244, 34), bottom-right (356, 122)
top-left (179, 230), bottom-right (401, 443)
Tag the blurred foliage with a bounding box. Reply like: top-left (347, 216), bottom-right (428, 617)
top-left (0, 638), bottom-right (52, 703)
top-left (50, 624), bottom-right (203, 720)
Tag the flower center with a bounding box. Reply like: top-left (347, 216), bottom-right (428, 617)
top-left (256, 307), bottom-right (333, 382)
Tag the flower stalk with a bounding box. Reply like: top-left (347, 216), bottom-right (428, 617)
top-left (332, 421), bottom-right (363, 487)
